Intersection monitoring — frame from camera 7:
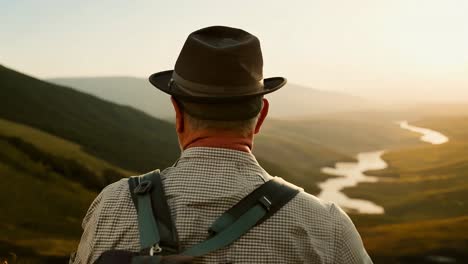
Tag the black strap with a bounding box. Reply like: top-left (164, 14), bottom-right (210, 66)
top-left (208, 177), bottom-right (301, 236)
top-left (129, 170), bottom-right (180, 254)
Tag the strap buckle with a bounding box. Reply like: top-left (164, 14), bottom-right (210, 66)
top-left (134, 180), bottom-right (153, 195)
top-left (150, 243), bottom-right (162, 256)
top-left (258, 196), bottom-right (272, 211)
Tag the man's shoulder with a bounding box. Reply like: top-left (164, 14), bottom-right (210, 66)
top-left (74, 178), bottom-right (140, 264)
top-left (86, 178), bottom-right (134, 222)
top-left (286, 185), bottom-right (336, 217)
top-left (99, 177), bottom-right (132, 201)
top-left (272, 178), bottom-right (346, 229)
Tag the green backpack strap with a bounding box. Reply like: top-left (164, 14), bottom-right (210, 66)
top-left (181, 177), bottom-right (301, 257)
top-left (128, 170), bottom-right (179, 255)
top-left (129, 174), bottom-right (300, 261)
top-left (207, 177), bottom-right (301, 236)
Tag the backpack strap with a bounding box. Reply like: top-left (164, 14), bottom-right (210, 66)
top-left (129, 174), bottom-right (300, 260)
top-left (129, 170), bottom-right (179, 255)
top-left (208, 177), bottom-right (301, 236)
top-left (181, 177), bottom-right (301, 257)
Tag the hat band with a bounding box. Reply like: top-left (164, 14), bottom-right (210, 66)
top-left (171, 72), bottom-right (264, 97)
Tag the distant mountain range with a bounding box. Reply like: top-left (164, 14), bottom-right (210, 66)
top-left (48, 77), bottom-right (175, 120)
top-left (48, 77), bottom-right (373, 120)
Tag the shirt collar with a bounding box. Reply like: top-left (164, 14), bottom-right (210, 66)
top-left (177, 146), bottom-right (261, 167)
top-left (162, 147), bottom-right (271, 204)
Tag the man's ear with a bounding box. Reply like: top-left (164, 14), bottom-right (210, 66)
top-left (171, 97), bottom-right (184, 133)
top-left (254, 98), bottom-right (269, 134)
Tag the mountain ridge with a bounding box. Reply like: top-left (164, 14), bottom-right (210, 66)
top-left (0, 65), bottom-right (180, 172)
top-left (48, 76), bottom-right (373, 120)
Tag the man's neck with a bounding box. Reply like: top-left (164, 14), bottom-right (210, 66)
top-left (183, 134), bottom-right (253, 153)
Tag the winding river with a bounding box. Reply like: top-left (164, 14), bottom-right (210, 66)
top-left (399, 121), bottom-right (449, 145)
top-left (317, 121), bottom-right (449, 214)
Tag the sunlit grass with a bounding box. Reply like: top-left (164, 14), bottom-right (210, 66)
top-left (0, 118), bottom-right (135, 177)
top-left (361, 216), bottom-right (468, 257)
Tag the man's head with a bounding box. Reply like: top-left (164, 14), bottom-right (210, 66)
top-left (170, 96), bottom-right (270, 150)
top-left (149, 26), bottom-right (285, 150)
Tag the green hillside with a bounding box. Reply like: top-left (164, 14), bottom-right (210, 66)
top-left (0, 118), bottom-right (142, 262)
top-left (0, 65), bottom-right (179, 173)
top-left (343, 116), bottom-right (468, 262)
top-left (0, 118), bottom-right (134, 178)
top-left (0, 135), bottom-right (96, 262)
top-left (0, 118), bottom-right (135, 190)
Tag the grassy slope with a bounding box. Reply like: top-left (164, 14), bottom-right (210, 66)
top-left (343, 116), bottom-right (468, 261)
top-left (0, 118), bottom-right (135, 178)
top-left (0, 65), bottom-right (179, 172)
top-left (0, 119), bottom-right (146, 261)
top-left (0, 138), bottom-right (96, 258)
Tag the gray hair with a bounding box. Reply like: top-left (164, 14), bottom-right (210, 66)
top-left (185, 112), bottom-right (260, 137)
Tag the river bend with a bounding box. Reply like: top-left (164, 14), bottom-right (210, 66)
top-left (317, 120), bottom-right (449, 214)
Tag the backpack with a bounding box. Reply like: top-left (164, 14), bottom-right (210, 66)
top-left (94, 170), bottom-right (300, 264)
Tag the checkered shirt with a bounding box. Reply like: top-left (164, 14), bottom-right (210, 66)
top-left (71, 147), bottom-right (372, 264)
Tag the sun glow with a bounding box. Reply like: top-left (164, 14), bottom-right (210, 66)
top-left (1, 0), bottom-right (467, 101)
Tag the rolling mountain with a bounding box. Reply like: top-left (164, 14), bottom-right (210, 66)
top-left (48, 77), bottom-right (373, 120)
top-left (266, 83), bottom-right (373, 118)
top-left (48, 77), bottom-right (175, 120)
top-left (0, 65), bottom-right (179, 172)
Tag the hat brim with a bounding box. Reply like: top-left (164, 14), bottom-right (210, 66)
top-left (149, 70), bottom-right (286, 103)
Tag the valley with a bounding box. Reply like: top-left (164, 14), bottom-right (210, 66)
top-left (1, 64), bottom-right (467, 263)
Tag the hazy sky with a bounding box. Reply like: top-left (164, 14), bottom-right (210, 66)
top-left (1, 0), bottom-right (467, 102)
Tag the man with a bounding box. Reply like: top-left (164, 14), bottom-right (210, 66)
top-left (72, 26), bottom-right (372, 263)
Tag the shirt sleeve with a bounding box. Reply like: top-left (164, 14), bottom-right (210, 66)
top-left (70, 179), bottom-right (140, 264)
top-left (70, 189), bottom-right (105, 264)
top-left (331, 203), bottom-right (373, 264)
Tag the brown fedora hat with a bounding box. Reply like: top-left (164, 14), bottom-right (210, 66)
top-left (149, 26), bottom-right (286, 103)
